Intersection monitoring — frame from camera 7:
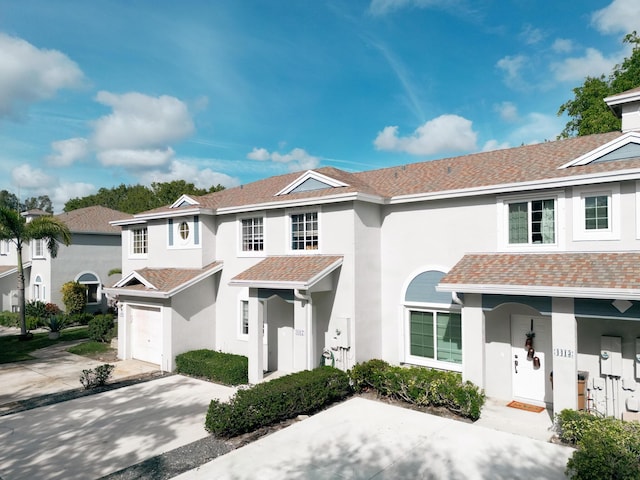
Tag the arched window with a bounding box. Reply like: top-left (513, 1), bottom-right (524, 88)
top-left (76, 272), bottom-right (101, 304)
top-left (404, 270), bottom-right (462, 371)
top-left (33, 275), bottom-right (45, 301)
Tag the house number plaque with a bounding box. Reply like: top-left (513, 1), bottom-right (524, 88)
top-left (553, 348), bottom-right (574, 358)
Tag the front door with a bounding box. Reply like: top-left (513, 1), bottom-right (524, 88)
top-left (510, 315), bottom-right (552, 405)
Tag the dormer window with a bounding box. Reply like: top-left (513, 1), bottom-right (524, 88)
top-left (179, 221), bottom-right (189, 240)
top-left (168, 216), bottom-right (200, 249)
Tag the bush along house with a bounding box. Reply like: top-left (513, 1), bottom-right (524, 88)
top-left (105, 87), bottom-right (640, 420)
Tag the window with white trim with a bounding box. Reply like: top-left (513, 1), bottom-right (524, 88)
top-left (77, 272), bottom-right (100, 304)
top-left (241, 217), bottom-right (264, 252)
top-left (240, 300), bottom-right (249, 336)
top-left (33, 275), bottom-right (45, 301)
top-left (0, 240), bottom-right (9, 255)
top-left (291, 211), bottom-right (318, 251)
top-left (409, 309), bottom-right (462, 364)
top-left (131, 227), bottom-right (148, 255)
top-left (574, 185), bottom-right (620, 241)
top-left (168, 216), bottom-right (200, 248)
top-left (507, 198), bottom-right (556, 245)
top-left (32, 238), bottom-right (45, 258)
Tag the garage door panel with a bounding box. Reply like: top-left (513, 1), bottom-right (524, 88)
top-left (131, 306), bottom-right (161, 365)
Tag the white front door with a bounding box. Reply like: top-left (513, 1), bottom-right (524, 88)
top-left (511, 315), bottom-right (552, 405)
top-left (131, 305), bottom-right (162, 365)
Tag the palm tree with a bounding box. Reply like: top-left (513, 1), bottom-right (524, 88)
top-left (0, 207), bottom-right (71, 338)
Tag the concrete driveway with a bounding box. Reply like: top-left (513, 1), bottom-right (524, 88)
top-left (177, 397), bottom-right (574, 480)
top-left (0, 375), bottom-right (236, 480)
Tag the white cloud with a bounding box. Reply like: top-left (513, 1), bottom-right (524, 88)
top-left (495, 102), bottom-right (519, 123)
top-left (92, 91), bottom-right (194, 151)
top-left (552, 38), bottom-right (575, 54)
top-left (550, 48), bottom-right (621, 82)
top-left (508, 112), bottom-right (564, 145)
top-left (368, 0), bottom-right (456, 15)
top-left (97, 147), bottom-right (176, 168)
top-left (373, 115), bottom-right (478, 156)
top-left (496, 55), bottom-right (528, 89)
top-left (46, 138), bottom-right (89, 166)
top-left (0, 33), bottom-right (84, 118)
top-left (51, 182), bottom-right (96, 213)
top-left (137, 160), bottom-right (240, 190)
top-left (482, 139), bottom-right (510, 152)
top-left (520, 24), bottom-right (544, 45)
top-left (11, 164), bottom-right (56, 189)
top-left (592, 0), bottom-right (640, 35)
top-left (247, 147), bottom-right (320, 171)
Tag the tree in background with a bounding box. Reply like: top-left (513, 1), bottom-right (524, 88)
top-left (0, 190), bottom-right (22, 211)
top-left (0, 207), bottom-right (71, 337)
top-left (24, 195), bottom-right (53, 214)
top-left (558, 32), bottom-right (640, 138)
top-left (64, 180), bottom-right (225, 214)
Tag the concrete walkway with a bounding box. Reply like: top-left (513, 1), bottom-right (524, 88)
top-left (0, 375), bottom-right (236, 480)
top-left (176, 397), bottom-right (574, 480)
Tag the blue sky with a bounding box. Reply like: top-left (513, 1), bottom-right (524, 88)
top-left (0, 0), bottom-right (638, 211)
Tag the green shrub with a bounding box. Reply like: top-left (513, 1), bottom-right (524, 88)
top-left (0, 311), bottom-right (19, 327)
top-left (26, 315), bottom-right (43, 331)
top-left (44, 303), bottom-right (61, 318)
top-left (88, 314), bottom-right (115, 342)
top-left (564, 413), bottom-right (640, 479)
top-left (43, 315), bottom-right (67, 333)
top-left (349, 359), bottom-right (485, 420)
top-left (79, 364), bottom-right (115, 389)
top-left (69, 312), bottom-right (94, 325)
top-left (556, 409), bottom-right (598, 445)
top-left (25, 300), bottom-right (47, 319)
top-left (176, 349), bottom-right (248, 386)
top-left (61, 281), bottom-right (87, 314)
top-left (206, 367), bottom-right (351, 437)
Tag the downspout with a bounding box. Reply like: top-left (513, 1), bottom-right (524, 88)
top-left (452, 291), bottom-right (464, 306)
top-left (294, 289), bottom-right (313, 370)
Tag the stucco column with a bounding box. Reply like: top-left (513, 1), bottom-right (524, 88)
top-left (248, 288), bottom-right (264, 384)
top-left (462, 293), bottom-right (485, 388)
top-left (293, 292), bottom-right (310, 372)
top-left (551, 297), bottom-right (577, 414)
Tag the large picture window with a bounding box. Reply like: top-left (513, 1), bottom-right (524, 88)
top-left (242, 217), bottom-right (264, 252)
top-left (409, 310), bottom-right (462, 364)
top-left (291, 212), bottom-right (318, 251)
top-left (508, 198), bottom-right (555, 245)
top-left (131, 227), bottom-right (148, 255)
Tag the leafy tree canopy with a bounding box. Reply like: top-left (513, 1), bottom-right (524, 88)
top-left (24, 195), bottom-right (53, 214)
top-left (64, 180), bottom-right (225, 214)
top-left (558, 32), bottom-right (640, 138)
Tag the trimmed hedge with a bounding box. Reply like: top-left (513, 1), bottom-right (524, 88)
top-left (88, 314), bottom-right (115, 342)
top-left (0, 311), bottom-right (18, 327)
top-left (205, 366), bottom-right (351, 437)
top-left (557, 409), bottom-right (640, 479)
top-left (176, 349), bottom-right (248, 386)
top-left (350, 359), bottom-right (485, 420)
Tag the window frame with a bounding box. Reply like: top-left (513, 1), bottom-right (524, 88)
top-left (237, 293), bottom-right (268, 344)
top-left (167, 216), bottom-right (201, 249)
top-left (237, 214), bottom-right (265, 257)
top-left (288, 209), bottom-right (320, 253)
top-left (498, 191), bottom-right (564, 251)
top-left (573, 184), bottom-right (620, 241)
top-left (404, 305), bottom-right (462, 372)
top-left (33, 274), bottom-right (45, 301)
top-left (130, 226), bottom-right (148, 258)
top-left (32, 238), bottom-right (45, 259)
top-left (76, 272), bottom-right (101, 305)
top-left (0, 240), bottom-right (9, 255)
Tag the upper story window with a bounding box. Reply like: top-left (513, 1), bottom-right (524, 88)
top-left (508, 198), bottom-right (555, 245)
top-left (574, 184), bottom-right (619, 241)
top-left (0, 240), bottom-right (9, 255)
top-left (291, 211), bottom-right (318, 251)
top-left (131, 227), bottom-right (148, 256)
top-left (32, 238), bottom-right (45, 258)
top-left (168, 216), bottom-right (200, 249)
top-left (241, 217), bottom-right (264, 252)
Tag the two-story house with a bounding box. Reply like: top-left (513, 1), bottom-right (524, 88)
top-left (0, 205), bottom-right (132, 314)
top-left (106, 87), bottom-right (640, 420)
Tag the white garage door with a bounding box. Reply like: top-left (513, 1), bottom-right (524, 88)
top-left (131, 305), bottom-right (162, 365)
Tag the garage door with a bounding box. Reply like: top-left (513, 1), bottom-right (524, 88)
top-left (131, 305), bottom-right (162, 365)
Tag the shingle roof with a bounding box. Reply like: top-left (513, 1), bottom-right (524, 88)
top-left (440, 252), bottom-right (640, 291)
top-left (56, 206), bottom-right (132, 234)
top-left (117, 261), bottom-right (222, 294)
top-left (231, 255), bottom-right (343, 288)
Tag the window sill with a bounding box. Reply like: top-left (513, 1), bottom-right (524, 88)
top-left (404, 356), bottom-right (463, 373)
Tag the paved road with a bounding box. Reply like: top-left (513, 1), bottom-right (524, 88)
top-left (0, 375), bottom-right (236, 480)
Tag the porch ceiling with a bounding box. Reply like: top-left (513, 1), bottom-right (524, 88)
top-left (438, 252), bottom-right (640, 300)
top-left (229, 255), bottom-right (343, 290)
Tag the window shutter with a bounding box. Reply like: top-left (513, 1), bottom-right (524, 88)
top-left (194, 216), bottom-right (200, 245)
top-left (168, 219), bottom-right (173, 246)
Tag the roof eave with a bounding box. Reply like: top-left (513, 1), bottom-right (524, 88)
top-left (437, 283), bottom-right (640, 301)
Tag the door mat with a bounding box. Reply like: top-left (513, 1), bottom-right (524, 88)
top-left (507, 401), bottom-right (545, 413)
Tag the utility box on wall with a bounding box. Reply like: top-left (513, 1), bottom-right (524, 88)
top-left (330, 317), bottom-right (351, 349)
top-left (600, 336), bottom-right (622, 376)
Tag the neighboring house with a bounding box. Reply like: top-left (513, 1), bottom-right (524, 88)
top-left (106, 87), bottom-right (640, 421)
top-left (0, 206), bottom-right (132, 313)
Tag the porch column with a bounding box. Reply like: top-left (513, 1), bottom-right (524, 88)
top-left (293, 291), bottom-right (311, 372)
top-left (462, 293), bottom-right (485, 388)
top-left (248, 288), bottom-right (264, 384)
top-left (551, 297), bottom-right (577, 413)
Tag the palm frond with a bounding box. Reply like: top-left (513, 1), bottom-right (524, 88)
top-left (25, 216), bottom-right (72, 258)
top-left (0, 207), bottom-right (24, 240)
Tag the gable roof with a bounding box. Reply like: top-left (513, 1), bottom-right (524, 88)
top-left (106, 261), bottom-right (223, 298)
top-left (230, 255), bottom-right (343, 289)
top-left (438, 252), bottom-right (640, 300)
top-left (56, 206), bottom-right (133, 234)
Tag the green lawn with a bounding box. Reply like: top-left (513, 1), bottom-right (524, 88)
top-left (67, 341), bottom-right (112, 357)
top-left (0, 327), bottom-right (89, 364)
